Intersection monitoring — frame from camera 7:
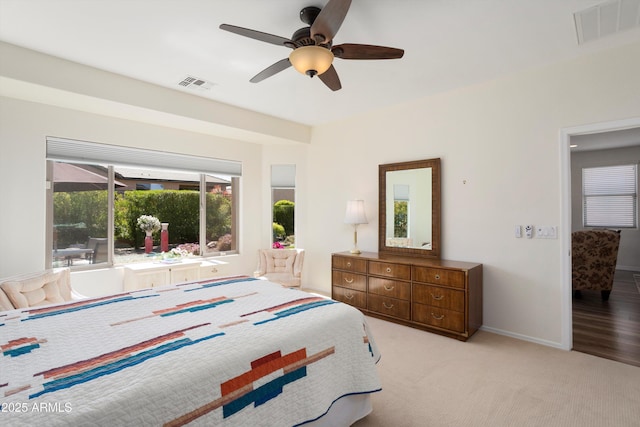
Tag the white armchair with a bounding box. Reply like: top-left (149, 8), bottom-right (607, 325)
top-left (255, 248), bottom-right (305, 287)
top-left (0, 267), bottom-right (76, 309)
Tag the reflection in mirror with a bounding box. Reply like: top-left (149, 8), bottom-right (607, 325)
top-left (379, 158), bottom-right (440, 259)
top-left (386, 169), bottom-right (432, 249)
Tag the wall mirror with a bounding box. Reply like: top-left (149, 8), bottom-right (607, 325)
top-left (379, 158), bottom-right (441, 258)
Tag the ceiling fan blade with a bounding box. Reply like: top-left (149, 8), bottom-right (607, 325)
top-left (318, 65), bottom-right (342, 91)
top-left (220, 24), bottom-right (293, 47)
top-left (311, 0), bottom-right (352, 44)
top-left (250, 58), bottom-right (292, 83)
top-left (332, 44), bottom-right (404, 60)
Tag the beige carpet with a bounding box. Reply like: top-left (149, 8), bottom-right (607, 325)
top-left (354, 316), bottom-right (640, 427)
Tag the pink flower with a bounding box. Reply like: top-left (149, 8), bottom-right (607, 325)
top-left (272, 242), bottom-right (284, 249)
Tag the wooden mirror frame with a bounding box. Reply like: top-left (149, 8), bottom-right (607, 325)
top-left (378, 158), bottom-right (441, 259)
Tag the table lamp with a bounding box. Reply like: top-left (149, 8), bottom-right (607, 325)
top-left (344, 200), bottom-right (368, 254)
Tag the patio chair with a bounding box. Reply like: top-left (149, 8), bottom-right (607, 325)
top-left (87, 237), bottom-right (108, 263)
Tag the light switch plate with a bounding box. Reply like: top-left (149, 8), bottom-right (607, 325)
top-left (535, 226), bottom-right (557, 239)
top-left (515, 225), bottom-right (522, 238)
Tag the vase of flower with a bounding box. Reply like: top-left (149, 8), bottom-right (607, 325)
top-left (137, 215), bottom-right (161, 254)
top-left (161, 223), bottom-right (169, 252)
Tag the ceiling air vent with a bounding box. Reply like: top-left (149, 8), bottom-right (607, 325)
top-left (574, 0), bottom-right (640, 44)
top-left (178, 76), bottom-right (215, 91)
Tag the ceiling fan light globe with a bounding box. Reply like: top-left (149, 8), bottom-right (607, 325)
top-left (289, 46), bottom-right (334, 77)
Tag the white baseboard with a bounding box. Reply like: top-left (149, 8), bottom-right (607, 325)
top-left (480, 325), bottom-right (568, 350)
top-left (617, 265), bottom-right (640, 272)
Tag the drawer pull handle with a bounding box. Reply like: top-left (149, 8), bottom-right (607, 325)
top-left (211, 268), bottom-right (218, 273)
top-left (344, 277), bottom-right (354, 284)
top-left (386, 267), bottom-right (392, 273)
top-left (434, 274), bottom-right (441, 280)
top-left (382, 302), bottom-right (394, 309)
top-left (345, 292), bottom-right (354, 300)
top-left (346, 262), bottom-right (352, 267)
top-left (430, 293), bottom-right (444, 301)
top-left (431, 312), bottom-right (445, 320)
top-left (384, 285), bottom-right (395, 291)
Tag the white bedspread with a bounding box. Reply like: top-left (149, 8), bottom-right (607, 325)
top-left (0, 276), bottom-right (381, 426)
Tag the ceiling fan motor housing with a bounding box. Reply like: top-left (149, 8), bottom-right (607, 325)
top-left (299, 6), bottom-right (321, 25)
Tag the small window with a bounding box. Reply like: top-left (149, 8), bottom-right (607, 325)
top-left (271, 165), bottom-right (295, 248)
top-left (582, 164), bottom-right (637, 228)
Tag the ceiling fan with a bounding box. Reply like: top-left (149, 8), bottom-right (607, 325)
top-left (219, 0), bottom-right (404, 91)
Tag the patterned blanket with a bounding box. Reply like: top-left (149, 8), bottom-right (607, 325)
top-left (0, 276), bottom-right (381, 426)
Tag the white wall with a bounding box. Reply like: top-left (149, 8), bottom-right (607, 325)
top-left (304, 42), bottom-right (640, 348)
top-left (571, 145), bottom-right (640, 271)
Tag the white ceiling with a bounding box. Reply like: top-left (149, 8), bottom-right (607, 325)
top-left (1, 0), bottom-right (640, 127)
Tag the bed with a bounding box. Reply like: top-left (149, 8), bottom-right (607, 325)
top-left (0, 276), bottom-right (381, 426)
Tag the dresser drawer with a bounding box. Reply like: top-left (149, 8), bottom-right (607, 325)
top-left (412, 283), bottom-right (465, 312)
top-left (333, 286), bottom-right (367, 309)
top-left (332, 270), bottom-right (366, 292)
top-left (368, 277), bottom-right (410, 300)
top-left (332, 255), bottom-right (367, 273)
top-left (412, 266), bottom-right (465, 289)
top-left (412, 304), bottom-right (465, 333)
top-left (369, 261), bottom-right (411, 280)
top-left (368, 294), bottom-right (410, 320)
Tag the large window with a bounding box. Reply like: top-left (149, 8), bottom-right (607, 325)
top-left (582, 164), bottom-right (637, 228)
top-left (47, 138), bottom-right (240, 268)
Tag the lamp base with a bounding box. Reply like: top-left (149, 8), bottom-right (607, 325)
top-left (350, 248), bottom-right (362, 254)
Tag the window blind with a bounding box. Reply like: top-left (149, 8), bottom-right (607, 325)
top-left (271, 164), bottom-right (296, 187)
top-left (583, 164), bottom-right (637, 228)
top-left (46, 137), bottom-right (242, 177)
top-left (394, 184), bottom-right (410, 201)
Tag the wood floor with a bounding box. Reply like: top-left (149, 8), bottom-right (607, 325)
top-left (572, 270), bottom-right (640, 367)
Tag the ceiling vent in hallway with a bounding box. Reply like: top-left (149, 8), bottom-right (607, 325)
top-left (574, 0), bottom-right (640, 44)
top-left (177, 76), bottom-right (215, 91)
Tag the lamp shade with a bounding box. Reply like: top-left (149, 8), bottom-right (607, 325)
top-left (289, 46), bottom-right (334, 77)
top-left (344, 200), bottom-right (368, 225)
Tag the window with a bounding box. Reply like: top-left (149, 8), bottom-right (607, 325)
top-left (271, 165), bottom-right (295, 248)
top-left (47, 138), bottom-right (240, 268)
top-left (582, 164), bottom-right (637, 228)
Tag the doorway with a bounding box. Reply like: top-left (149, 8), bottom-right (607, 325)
top-left (560, 118), bottom-right (640, 365)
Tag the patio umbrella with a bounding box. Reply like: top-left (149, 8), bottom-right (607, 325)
top-left (53, 163), bottom-right (125, 192)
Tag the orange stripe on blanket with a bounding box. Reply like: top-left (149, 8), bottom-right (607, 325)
top-left (165, 346), bottom-right (335, 427)
top-left (34, 323), bottom-right (210, 379)
top-left (220, 348), bottom-right (307, 396)
top-left (152, 297), bottom-right (229, 315)
top-left (1, 337), bottom-right (40, 351)
top-left (240, 296), bottom-right (324, 317)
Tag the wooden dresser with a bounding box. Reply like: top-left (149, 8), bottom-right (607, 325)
top-left (331, 251), bottom-right (482, 341)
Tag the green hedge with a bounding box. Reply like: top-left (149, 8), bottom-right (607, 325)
top-left (55, 190), bottom-right (231, 249)
top-left (273, 199), bottom-right (294, 236)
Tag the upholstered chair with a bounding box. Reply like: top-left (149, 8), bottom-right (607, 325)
top-left (0, 287), bottom-right (14, 311)
top-left (571, 229), bottom-right (621, 301)
top-left (0, 267), bottom-right (73, 309)
top-left (255, 248), bottom-right (305, 287)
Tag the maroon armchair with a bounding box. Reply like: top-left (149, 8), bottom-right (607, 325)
top-left (571, 229), bottom-right (621, 301)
